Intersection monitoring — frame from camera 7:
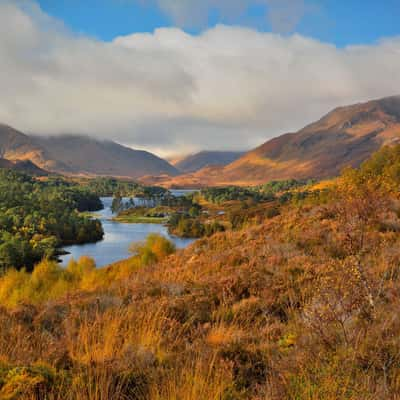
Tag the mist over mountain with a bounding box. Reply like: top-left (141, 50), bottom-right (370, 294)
top-left (0, 124), bottom-right (178, 178)
top-left (35, 135), bottom-right (179, 178)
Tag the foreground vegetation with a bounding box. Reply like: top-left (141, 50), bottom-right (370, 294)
top-left (2, 146), bottom-right (400, 398)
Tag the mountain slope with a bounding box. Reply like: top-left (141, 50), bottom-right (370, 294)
top-left (0, 124), bottom-right (69, 172)
top-left (10, 160), bottom-right (48, 175)
top-left (0, 124), bottom-right (178, 178)
top-left (0, 158), bottom-right (13, 169)
top-left (171, 95), bottom-right (400, 186)
top-left (173, 151), bottom-right (244, 173)
top-left (35, 135), bottom-right (179, 178)
top-left (0, 155), bottom-right (48, 176)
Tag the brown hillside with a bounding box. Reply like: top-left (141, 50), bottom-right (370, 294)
top-left (0, 156), bottom-right (48, 176)
top-left (0, 124), bottom-right (179, 178)
top-left (218, 95), bottom-right (400, 184)
top-left (153, 96), bottom-right (400, 187)
top-left (0, 124), bottom-right (69, 172)
top-left (35, 135), bottom-right (179, 178)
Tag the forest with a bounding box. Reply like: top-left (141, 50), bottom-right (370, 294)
top-left (82, 177), bottom-right (167, 198)
top-left (1, 146), bottom-right (400, 398)
top-left (0, 171), bottom-right (104, 271)
top-left (200, 180), bottom-right (313, 205)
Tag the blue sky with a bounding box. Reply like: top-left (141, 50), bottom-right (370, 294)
top-left (37, 0), bottom-right (399, 46)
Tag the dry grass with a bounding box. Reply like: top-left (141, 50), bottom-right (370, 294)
top-left (3, 153), bottom-right (400, 398)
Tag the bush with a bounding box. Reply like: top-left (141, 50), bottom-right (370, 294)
top-left (130, 234), bottom-right (176, 265)
top-left (0, 364), bottom-right (58, 400)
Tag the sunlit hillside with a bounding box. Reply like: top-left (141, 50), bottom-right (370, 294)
top-left (1, 146), bottom-right (400, 399)
top-left (142, 96), bottom-right (400, 188)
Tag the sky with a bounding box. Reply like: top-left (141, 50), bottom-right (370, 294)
top-left (36, 0), bottom-right (400, 47)
top-left (1, 0), bottom-right (400, 157)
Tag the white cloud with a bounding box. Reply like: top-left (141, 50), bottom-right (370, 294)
top-left (1, 0), bottom-right (400, 156)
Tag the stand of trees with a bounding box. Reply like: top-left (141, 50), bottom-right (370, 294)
top-left (83, 177), bottom-right (167, 198)
top-left (168, 213), bottom-right (225, 238)
top-left (259, 178), bottom-right (314, 194)
top-left (201, 186), bottom-right (274, 204)
top-left (0, 171), bottom-right (104, 271)
top-left (201, 180), bottom-right (315, 205)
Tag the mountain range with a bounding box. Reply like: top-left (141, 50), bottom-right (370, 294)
top-left (147, 95), bottom-right (400, 187)
top-left (0, 124), bottom-right (178, 178)
top-left (1, 95), bottom-right (400, 184)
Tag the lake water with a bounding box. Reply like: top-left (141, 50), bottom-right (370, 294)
top-left (60, 195), bottom-right (196, 268)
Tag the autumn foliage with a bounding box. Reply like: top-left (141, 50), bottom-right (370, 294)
top-left (1, 147), bottom-right (400, 399)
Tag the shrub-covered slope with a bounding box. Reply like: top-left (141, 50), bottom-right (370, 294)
top-left (1, 146), bottom-right (400, 399)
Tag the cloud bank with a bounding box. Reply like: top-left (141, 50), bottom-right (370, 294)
top-left (1, 0), bottom-right (400, 156)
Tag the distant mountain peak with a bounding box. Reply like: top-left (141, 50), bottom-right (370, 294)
top-left (173, 150), bottom-right (245, 173)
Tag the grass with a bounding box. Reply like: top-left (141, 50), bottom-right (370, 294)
top-left (112, 215), bottom-right (169, 224)
top-left (112, 206), bottom-right (172, 224)
top-left (79, 211), bottom-right (103, 219)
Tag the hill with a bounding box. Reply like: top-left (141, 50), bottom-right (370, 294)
top-left (0, 128), bottom-right (49, 175)
top-left (218, 95), bottom-right (400, 184)
top-left (172, 151), bottom-right (244, 173)
top-left (0, 124), bottom-right (69, 172)
top-left (35, 135), bottom-right (179, 178)
top-left (5, 159), bottom-right (48, 175)
top-left (152, 95), bottom-right (400, 187)
top-left (0, 124), bottom-right (178, 178)
top-left (0, 158), bottom-right (13, 169)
